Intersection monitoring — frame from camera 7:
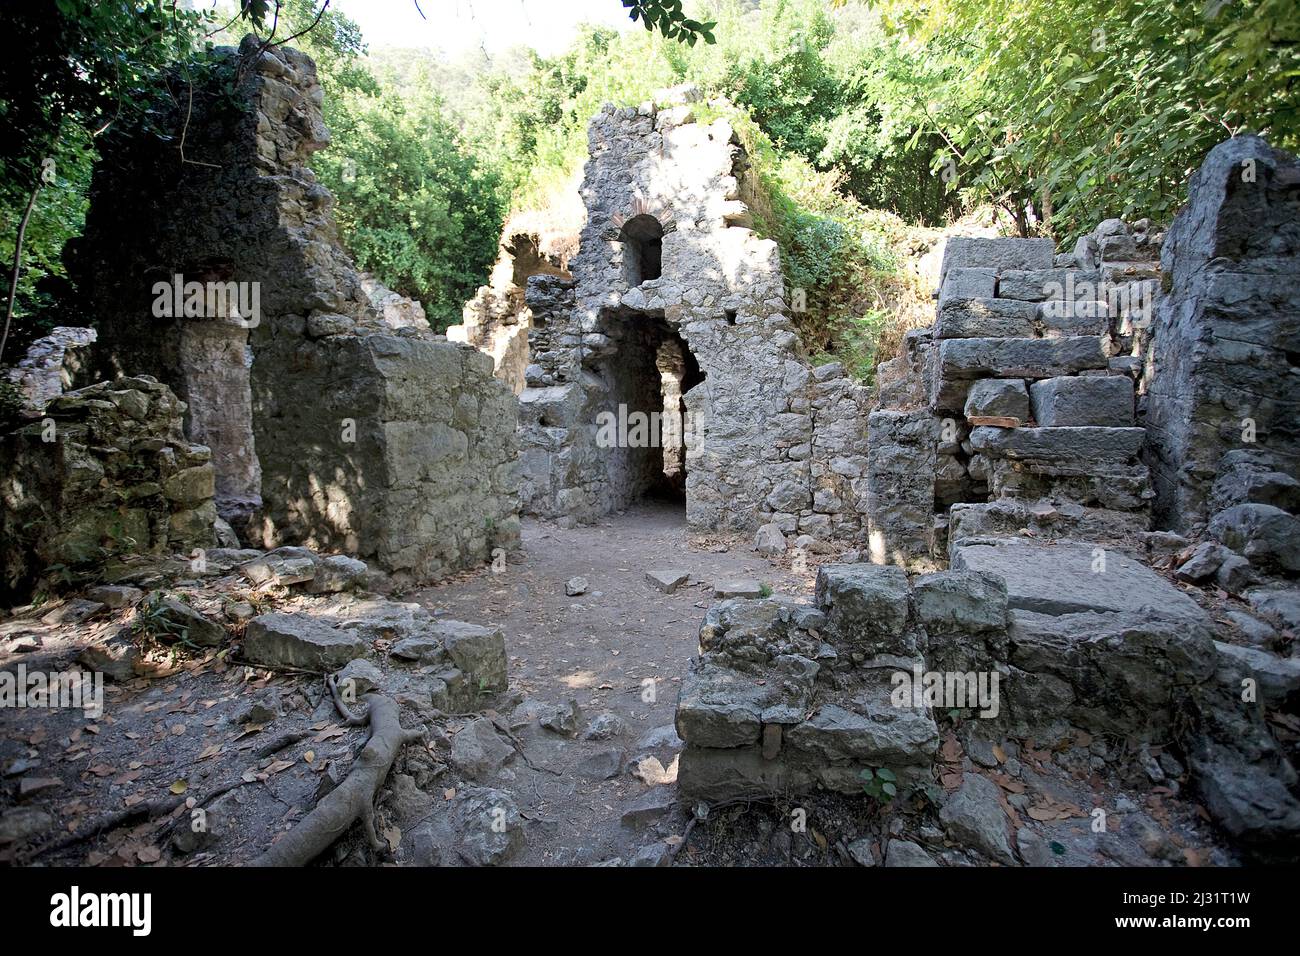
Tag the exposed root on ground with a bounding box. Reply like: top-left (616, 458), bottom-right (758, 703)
top-left (250, 680), bottom-right (423, 866)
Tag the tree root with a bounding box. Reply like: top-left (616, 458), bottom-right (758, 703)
top-left (250, 691), bottom-right (423, 866)
top-left (22, 778), bottom-right (256, 863)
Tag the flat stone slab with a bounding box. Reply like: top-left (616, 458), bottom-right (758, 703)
top-left (970, 425), bottom-right (1144, 463)
top-left (952, 539), bottom-right (1205, 621)
top-left (935, 298), bottom-right (1037, 339)
top-left (1030, 376), bottom-right (1133, 427)
top-left (243, 612), bottom-right (368, 670)
top-left (713, 579), bottom-right (763, 598)
top-left (646, 569), bottom-right (690, 593)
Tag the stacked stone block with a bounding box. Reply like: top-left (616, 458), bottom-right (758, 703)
top-left (68, 38), bottom-right (520, 584)
top-left (1, 377), bottom-right (216, 600)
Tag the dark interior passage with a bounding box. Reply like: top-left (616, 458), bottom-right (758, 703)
top-left (590, 307), bottom-right (702, 509)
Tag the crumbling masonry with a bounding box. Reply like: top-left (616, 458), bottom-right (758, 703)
top-left (56, 37), bottom-right (519, 586)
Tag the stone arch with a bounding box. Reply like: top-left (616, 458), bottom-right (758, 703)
top-left (619, 214), bottom-right (665, 286)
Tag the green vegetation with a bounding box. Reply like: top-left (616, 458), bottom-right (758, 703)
top-left (2, 0), bottom-right (1295, 376)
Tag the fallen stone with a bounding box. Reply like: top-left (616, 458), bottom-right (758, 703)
top-left (636, 724), bottom-right (683, 752)
top-left (455, 787), bottom-right (523, 865)
top-left (565, 576), bottom-right (589, 596)
top-left (334, 658), bottom-right (385, 696)
top-left (577, 749), bottom-right (624, 780)
top-left (150, 597), bottom-right (226, 647)
top-left (884, 839), bottom-right (939, 867)
top-left (1175, 541), bottom-right (1231, 582)
top-left (40, 599), bottom-right (104, 625)
top-left (1214, 642), bottom-right (1300, 707)
top-left (628, 842), bottom-right (672, 867)
top-left (17, 777), bottom-right (63, 800)
top-left (0, 806), bottom-right (54, 845)
top-left (540, 698), bottom-right (583, 736)
top-left (754, 522), bottom-right (787, 556)
top-left (243, 612), bottom-right (367, 670)
top-left (620, 787), bottom-right (676, 828)
top-left (233, 688), bottom-right (283, 725)
top-left (240, 548), bottom-right (318, 587)
top-left (583, 712), bottom-right (627, 740)
top-left (846, 837), bottom-right (877, 866)
top-left (389, 635), bottom-right (447, 664)
top-left (646, 569), bottom-right (690, 594)
top-left (450, 717), bottom-right (513, 779)
top-left (85, 585), bottom-right (143, 609)
top-left (308, 554), bottom-right (368, 594)
top-left (939, 773), bottom-right (1015, 864)
top-left (713, 580), bottom-right (764, 599)
top-left (1209, 504), bottom-right (1300, 573)
top-left (440, 621), bottom-right (508, 697)
top-left (77, 632), bottom-right (141, 681)
top-left (1244, 587), bottom-right (1300, 633)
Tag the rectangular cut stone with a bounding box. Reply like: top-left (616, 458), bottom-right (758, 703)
top-left (970, 425), bottom-right (1144, 463)
top-left (1037, 300), bottom-right (1112, 337)
top-left (939, 237), bottom-right (1055, 284)
top-left (1030, 376), bottom-right (1133, 426)
top-left (952, 539), bottom-right (1206, 622)
top-left (931, 336), bottom-right (1110, 413)
top-left (935, 298), bottom-right (1037, 339)
top-left (964, 378), bottom-right (1030, 421)
top-left (939, 267), bottom-right (996, 302)
top-left (998, 269), bottom-right (1100, 302)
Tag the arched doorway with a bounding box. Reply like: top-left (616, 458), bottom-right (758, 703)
top-left (620, 214), bottom-right (663, 285)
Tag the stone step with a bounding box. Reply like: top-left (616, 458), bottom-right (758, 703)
top-left (932, 336), bottom-right (1110, 413)
top-left (935, 297), bottom-right (1037, 339)
top-left (951, 537), bottom-right (1204, 621)
top-left (970, 425), bottom-right (1144, 464)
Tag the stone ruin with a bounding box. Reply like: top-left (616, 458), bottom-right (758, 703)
top-left (451, 88), bottom-right (876, 543)
top-left (671, 135), bottom-right (1300, 861)
top-left (17, 36), bottom-right (522, 589)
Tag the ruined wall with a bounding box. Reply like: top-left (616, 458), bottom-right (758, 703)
top-left (867, 221), bottom-right (1161, 566)
top-left (448, 232), bottom-right (572, 395)
top-left (1, 377), bottom-right (215, 600)
top-left (512, 91), bottom-right (878, 545)
top-left (67, 38), bottom-right (519, 583)
top-left (1146, 136), bottom-right (1300, 534)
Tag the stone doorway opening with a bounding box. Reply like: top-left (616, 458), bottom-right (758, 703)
top-left (591, 308), bottom-right (703, 510)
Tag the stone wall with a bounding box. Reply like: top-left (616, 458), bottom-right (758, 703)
top-left (868, 220), bottom-right (1163, 566)
top-left (1146, 136), bottom-right (1300, 534)
top-left (66, 38), bottom-right (519, 584)
top-left (504, 90), bottom-right (878, 548)
top-left (448, 232), bottom-right (573, 395)
top-left (1, 377), bottom-right (216, 601)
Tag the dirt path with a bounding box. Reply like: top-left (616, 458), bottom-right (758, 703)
top-left (410, 500), bottom-right (805, 865)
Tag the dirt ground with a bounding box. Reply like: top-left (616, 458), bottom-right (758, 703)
top-left (408, 499), bottom-right (808, 864)
top-left (0, 500), bottom-right (1241, 867)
